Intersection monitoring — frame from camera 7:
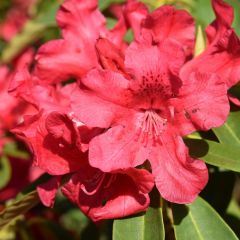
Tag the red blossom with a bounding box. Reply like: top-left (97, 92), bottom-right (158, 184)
top-left (9, 0), bottom-right (236, 219)
top-left (62, 166), bottom-right (154, 221)
top-left (71, 34), bottom-right (229, 203)
top-left (33, 0), bottom-right (128, 84)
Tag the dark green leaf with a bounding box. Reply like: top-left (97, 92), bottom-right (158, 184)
top-left (172, 197), bottom-right (238, 240)
top-left (213, 110), bottom-right (240, 146)
top-left (185, 138), bottom-right (240, 172)
top-left (200, 171), bottom-right (235, 214)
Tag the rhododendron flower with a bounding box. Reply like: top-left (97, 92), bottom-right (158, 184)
top-left (123, 0), bottom-right (195, 57)
top-left (71, 34), bottom-right (229, 203)
top-left (62, 166), bottom-right (154, 221)
top-left (34, 0), bottom-right (127, 84)
top-left (13, 109), bottom-right (154, 220)
top-left (9, 0), bottom-right (236, 221)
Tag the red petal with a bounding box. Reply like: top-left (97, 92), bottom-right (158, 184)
top-left (142, 5), bottom-right (195, 57)
top-left (172, 72), bottom-right (229, 136)
top-left (62, 167), bottom-right (153, 221)
top-left (72, 81), bottom-right (134, 128)
top-left (89, 124), bottom-right (149, 172)
top-left (37, 177), bottom-right (61, 208)
top-left (124, 0), bottom-right (148, 39)
top-left (228, 93), bottom-right (240, 107)
top-left (56, 0), bottom-right (106, 44)
top-left (151, 135), bottom-right (208, 203)
top-left (34, 39), bottom-right (98, 83)
top-left (125, 41), bottom-right (184, 97)
top-left (206, 0), bottom-right (233, 45)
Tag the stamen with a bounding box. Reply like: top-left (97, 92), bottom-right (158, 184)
top-left (137, 110), bottom-right (167, 146)
top-left (80, 174), bottom-right (106, 196)
top-left (80, 173), bottom-right (117, 196)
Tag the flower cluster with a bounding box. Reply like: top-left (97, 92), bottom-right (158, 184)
top-left (10, 0), bottom-right (240, 221)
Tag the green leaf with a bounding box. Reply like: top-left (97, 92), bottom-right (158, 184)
top-left (0, 156), bottom-right (11, 190)
top-left (172, 197), bottom-right (238, 240)
top-left (3, 143), bottom-right (29, 159)
top-left (107, 17), bottom-right (117, 30)
top-left (226, 0), bottom-right (240, 35)
top-left (0, 191), bottom-right (39, 230)
top-left (113, 200), bottom-right (164, 240)
top-left (190, 0), bottom-right (214, 28)
top-left (213, 110), bottom-right (240, 146)
top-left (185, 138), bottom-right (240, 172)
top-left (98, 0), bottom-right (125, 11)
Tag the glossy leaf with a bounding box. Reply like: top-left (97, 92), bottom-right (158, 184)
top-left (213, 110), bottom-right (240, 146)
top-left (185, 138), bottom-right (240, 172)
top-left (113, 200), bottom-right (164, 240)
top-left (172, 197), bottom-right (238, 240)
top-left (0, 156), bottom-right (11, 190)
top-left (0, 191), bottom-right (39, 229)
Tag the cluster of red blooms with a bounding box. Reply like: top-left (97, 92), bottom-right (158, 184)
top-left (3, 0), bottom-right (240, 221)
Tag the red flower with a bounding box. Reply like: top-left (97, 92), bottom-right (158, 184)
top-left (62, 166), bottom-right (154, 221)
top-left (71, 35), bottom-right (229, 203)
top-left (124, 0), bottom-right (195, 57)
top-left (34, 0), bottom-right (127, 84)
top-left (14, 110), bottom-right (154, 220)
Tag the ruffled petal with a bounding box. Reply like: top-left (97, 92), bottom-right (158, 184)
top-left (56, 0), bottom-right (106, 44)
top-left (228, 93), bottom-right (240, 107)
top-left (171, 72), bottom-right (229, 136)
top-left (62, 167), bottom-right (153, 221)
top-left (34, 39), bottom-right (98, 83)
top-left (142, 5), bottom-right (195, 56)
top-left (151, 134), bottom-right (208, 203)
top-left (37, 177), bottom-right (61, 208)
top-left (13, 112), bottom-right (87, 175)
top-left (125, 41), bottom-right (184, 100)
top-left (95, 38), bottom-right (125, 73)
top-left (80, 68), bottom-right (131, 105)
top-left (206, 0), bottom-right (233, 45)
top-left (124, 0), bottom-right (148, 39)
top-left (89, 124), bottom-right (150, 172)
top-left (181, 29), bottom-right (240, 88)
top-left (71, 87), bottom-right (134, 128)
